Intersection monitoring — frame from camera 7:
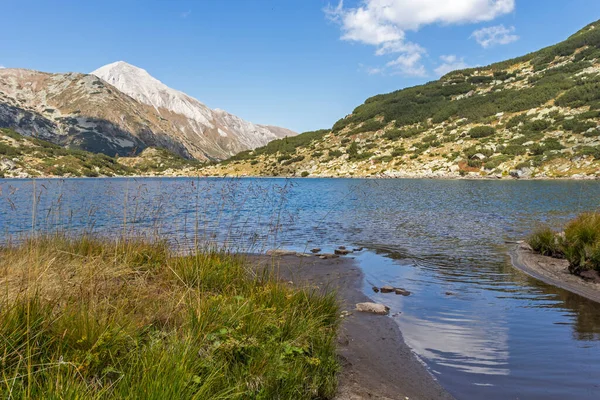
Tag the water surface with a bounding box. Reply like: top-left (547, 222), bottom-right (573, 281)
top-left (1, 177), bottom-right (600, 399)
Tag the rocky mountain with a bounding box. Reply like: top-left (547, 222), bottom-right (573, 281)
top-left (0, 62), bottom-right (294, 161)
top-left (205, 20), bottom-right (600, 179)
top-left (91, 62), bottom-right (295, 156)
top-left (0, 127), bottom-right (202, 178)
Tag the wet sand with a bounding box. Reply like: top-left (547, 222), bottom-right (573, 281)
top-left (509, 242), bottom-right (600, 304)
top-left (252, 254), bottom-right (454, 400)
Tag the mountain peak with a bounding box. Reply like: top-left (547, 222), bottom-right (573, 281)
top-left (92, 61), bottom-right (153, 80)
top-left (91, 61), bottom-right (168, 99)
top-left (90, 61), bottom-right (294, 152)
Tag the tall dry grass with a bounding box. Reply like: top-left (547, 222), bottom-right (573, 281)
top-left (0, 235), bottom-right (339, 398)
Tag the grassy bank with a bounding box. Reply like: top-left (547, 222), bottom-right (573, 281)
top-left (0, 236), bottom-right (339, 399)
top-left (528, 212), bottom-right (600, 274)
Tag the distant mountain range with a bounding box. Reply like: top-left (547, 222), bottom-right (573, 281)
top-left (205, 20), bottom-right (600, 179)
top-left (0, 61), bottom-right (294, 161)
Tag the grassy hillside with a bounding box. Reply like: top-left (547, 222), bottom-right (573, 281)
top-left (204, 20), bottom-right (600, 179)
top-left (0, 128), bottom-right (201, 178)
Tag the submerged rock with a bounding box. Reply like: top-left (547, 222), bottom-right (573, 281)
top-left (355, 302), bottom-right (390, 315)
top-left (310, 248), bottom-right (322, 253)
top-left (394, 288), bottom-right (411, 296)
top-left (372, 286), bottom-right (380, 293)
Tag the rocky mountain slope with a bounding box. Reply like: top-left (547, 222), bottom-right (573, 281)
top-left (204, 20), bottom-right (600, 179)
top-left (92, 62), bottom-right (295, 156)
top-left (0, 128), bottom-right (200, 178)
top-left (0, 63), bottom-right (294, 161)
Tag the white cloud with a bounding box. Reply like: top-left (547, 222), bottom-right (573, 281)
top-left (326, 0), bottom-right (515, 75)
top-left (386, 52), bottom-right (427, 76)
top-left (471, 24), bottom-right (519, 48)
top-left (434, 55), bottom-right (470, 76)
top-left (0, 65), bottom-right (4, 69)
top-left (359, 64), bottom-right (385, 75)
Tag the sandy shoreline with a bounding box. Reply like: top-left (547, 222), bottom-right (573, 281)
top-left (509, 242), bottom-right (600, 304)
top-left (252, 253), bottom-right (454, 400)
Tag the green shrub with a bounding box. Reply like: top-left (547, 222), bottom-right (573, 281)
top-left (281, 155), bottom-right (305, 166)
top-left (506, 114), bottom-right (529, 128)
top-left (563, 213), bottom-right (600, 273)
top-left (484, 155), bottom-right (511, 169)
top-left (576, 145), bottom-right (600, 159)
top-left (468, 75), bottom-right (493, 84)
top-left (501, 144), bottom-right (527, 156)
top-left (468, 126), bottom-right (496, 138)
top-left (391, 148), bottom-right (405, 157)
top-left (351, 119), bottom-right (386, 134)
top-left (467, 159), bottom-right (482, 168)
top-left (328, 150), bottom-right (343, 158)
top-left (528, 227), bottom-right (563, 257)
top-left (228, 129), bottom-right (328, 160)
top-left (0, 143), bottom-right (21, 156)
top-left (562, 118), bottom-right (596, 133)
top-left (300, 171), bottom-right (309, 177)
top-left (523, 119), bottom-right (551, 132)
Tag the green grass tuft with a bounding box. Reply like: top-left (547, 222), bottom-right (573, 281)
top-left (0, 236), bottom-right (340, 399)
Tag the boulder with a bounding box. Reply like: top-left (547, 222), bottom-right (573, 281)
top-left (0, 158), bottom-right (16, 171)
top-left (380, 285), bottom-right (395, 293)
top-left (310, 248), bottom-right (321, 253)
top-left (372, 286), bottom-right (380, 293)
top-left (509, 170), bottom-right (522, 178)
top-left (334, 248), bottom-right (352, 255)
top-left (394, 288), bottom-right (411, 296)
top-left (355, 302), bottom-right (390, 315)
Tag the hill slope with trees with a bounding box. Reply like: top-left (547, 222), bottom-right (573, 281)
top-left (204, 20), bottom-right (600, 179)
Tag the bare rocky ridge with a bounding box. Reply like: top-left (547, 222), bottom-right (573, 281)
top-left (0, 63), bottom-right (295, 161)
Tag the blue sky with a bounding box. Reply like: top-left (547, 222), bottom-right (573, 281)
top-left (2, 1), bottom-right (600, 133)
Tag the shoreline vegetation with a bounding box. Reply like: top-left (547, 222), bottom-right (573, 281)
top-left (512, 212), bottom-right (600, 303)
top-left (0, 235), bottom-right (341, 399)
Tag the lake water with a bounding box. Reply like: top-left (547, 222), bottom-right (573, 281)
top-left (1, 177), bottom-right (600, 399)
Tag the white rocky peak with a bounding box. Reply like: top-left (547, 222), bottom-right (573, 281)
top-left (92, 61), bottom-right (213, 126)
top-left (91, 61), bottom-right (294, 149)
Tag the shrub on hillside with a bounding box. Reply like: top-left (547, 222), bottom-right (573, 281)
top-left (468, 126), bottom-right (495, 138)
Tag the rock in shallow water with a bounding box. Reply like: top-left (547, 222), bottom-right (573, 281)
top-left (355, 302), bottom-right (390, 315)
top-left (380, 285), bottom-right (395, 293)
top-left (334, 248), bottom-right (352, 255)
